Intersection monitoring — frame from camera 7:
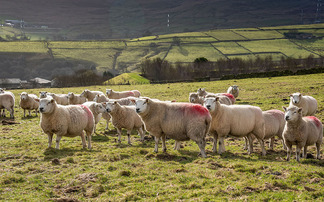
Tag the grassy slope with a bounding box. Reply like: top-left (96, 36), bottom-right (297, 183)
top-left (104, 73), bottom-right (150, 85)
top-left (0, 73), bottom-right (324, 201)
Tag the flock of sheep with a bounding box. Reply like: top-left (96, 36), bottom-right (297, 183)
top-left (0, 85), bottom-right (322, 162)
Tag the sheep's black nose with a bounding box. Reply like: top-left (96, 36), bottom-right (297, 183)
top-left (206, 105), bottom-right (211, 109)
top-left (285, 116), bottom-right (289, 121)
top-left (39, 107), bottom-right (44, 112)
top-left (136, 108), bottom-right (140, 113)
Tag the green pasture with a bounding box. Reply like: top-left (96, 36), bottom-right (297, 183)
top-left (0, 74), bottom-right (323, 201)
top-left (234, 30), bottom-right (284, 40)
top-left (105, 73), bottom-right (150, 85)
top-left (0, 41), bottom-right (47, 53)
top-left (212, 42), bottom-right (251, 55)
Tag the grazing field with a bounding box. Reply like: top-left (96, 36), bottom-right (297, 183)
top-left (1, 74), bottom-right (324, 201)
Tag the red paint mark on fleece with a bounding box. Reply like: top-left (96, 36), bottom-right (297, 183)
top-left (305, 116), bottom-right (322, 128)
top-left (79, 104), bottom-right (93, 119)
top-left (183, 103), bottom-right (209, 116)
top-left (128, 91), bottom-right (135, 96)
top-left (222, 93), bottom-right (235, 103)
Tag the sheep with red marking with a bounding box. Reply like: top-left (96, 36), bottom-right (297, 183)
top-left (105, 101), bottom-right (145, 144)
top-left (82, 101), bottom-right (106, 133)
top-left (39, 97), bottom-right (94, 149)
top-left (0, 92), bottom-right (15, 118)
top-left (289, 92), bottom-right (317, 116)
top-left (67, 92), bottom-right (86, 105)
top-left (282, 106), bottom-right (323, 162)
top-left (189, 92), bottom-right (233, 106)
top-left (19, 92), bottom-right (39, 117)
top-left (106, 89), bottom-right (139, 99)
top-left (227, 85), bottom-right (239, 98)
top-left (204, 97), bottom-right (266, 155)
top-left (197, 88), bottom-right (235, 104)
top-left (134, 98), bottom-right (211, 157)
top-left (80, 89), bottom-right (105, 101)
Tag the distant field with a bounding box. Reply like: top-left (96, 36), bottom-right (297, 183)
top-left (1, 24), bottom-right (324, 75)
top-left (0, 74), bottom-right (323, 201)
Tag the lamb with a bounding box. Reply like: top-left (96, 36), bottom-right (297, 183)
top-left (105, 101), bottom-right (145, 144)
top-left (289, 92), bottom-right (317, 116)
top-left (80, 89), bottom-right (105, 101)
top-left (39, 97), bottom-right (94, 149)
top-left (47, 93), bottom-right (69, 105)
top-left (0, 92), bottom-right (15, 119)
top-left (189, 92), bottom-right (233, 105)
top-left (245, 110), bottom-right (286, 151)
top-left (106, 89), bottom-right (139, 99)
top-left (0, 89), bottom-right (15, 117)
top-left (67, 92), bottom-right (87, 105)
top-left (282, 106), bottom-right (323, 162)
top-left (82, 101), bottom-right (106, 133)
top-left (204, 97), bottom-right (266, 155)
top-left (134, 98), bottom-right (211, 157)
top-left (19, 92), bottom-right (39, 117)
top-left (227, 85), bottom-right (239, 98)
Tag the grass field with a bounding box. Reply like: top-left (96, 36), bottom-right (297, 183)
top-left (1, 73), bottom-right (324, 201)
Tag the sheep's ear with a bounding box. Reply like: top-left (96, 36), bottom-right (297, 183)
top-left (202, 88), bottom-right (205, 91)
top-left (50, 99), bottom-right (55, 103)
top-left (198, 88), bottom-right (201, 90)
top-left (289, 94), bottom-right (292, 97)
top-left (145, 98), bottom-right (150, 104)
top-left (35, 98), bottom-right (40, 102)
top-left (171, 100), bottom-right (176, 102)
top-left (101, 102), bottom-right (106, 107)
top-left (114, 101), bottom-right (117, 104)
top-left (215, 97), bottom-right (219, 102)
top-left (299, 93), bottom-right (302, 97)
top-left (130, 99), bottom-right (136, 104)
top-left (298, 108), bottom-right (303, 113)
top-left (282, 106), bottom-right (287, 111)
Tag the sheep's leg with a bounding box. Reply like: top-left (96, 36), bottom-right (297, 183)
top-left (213, 133), bottom-right (218, 153)
top-left (161, 135), bottom-right (167, 152)
top-left (35, 109), bottom-right (38, 117)
top-left (93, 124), bottom-right (97, 134)
top-left (154, 136), bottom-right (160, 153)
top-left (23, 109), bottom-right (26, 117)
top-left (247, 134), bottom-right (254, 154)
top-left (196, 139), bottom-right (207, 158)
top-left (302, 146), bottom-right (308, 158)
top-left (282, 139), bottom-right (287, 150)
top-left (316, 142), bottom-right (321, 160)
top-left (296, 146), bottom-right (302, 162)
top-left (86, 131), bottom-right (92, 149)
top-left (127, 130), bottom-right (132, 145)
top-left (138, 127), bottom-right (145, 141)
top-left (80, 131), bottom-right (87, 149)
top-left (116, 128), bottom-right (122, 143)
top-left (28, 110), bottom-right (31, 117)
top-left (258, 138), bottom-right (266, 156)
top-left (47, 133), bottom-right (53, 148)
top-left (269, 137), bottom-right (275, 150)
top-left (286, 143), bottom-right (292, 161)
top-left (105, 120), bottom-right (109, 130)
top-left (9, 108), bottom-right (14, 119)
top-left (218, 136), bottom-right (226, 154)
top-left (55, 135), bottom-right (62, 149)
top-left (243, 136), bottom-right (248, 150)
top-left (174, 141), bottom-right (181, 150)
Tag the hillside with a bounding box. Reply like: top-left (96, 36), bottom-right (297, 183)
top-left (1, 23), bottom-right (324, 80)
top-left (0, 0), bottom-right (320, 40)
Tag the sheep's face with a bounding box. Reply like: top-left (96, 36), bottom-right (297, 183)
top-left (197, 88), bottom-right (206, 96)
top-left (0, 88), bottom-right (4, 93)
top-left (67, 92), bottom-right (74, 99)
top-left (189, 93), bottom-right (199, 103)
top-left (232, 85), bottom-right (238, 92)
top-left (105, 102), bottom-right (116, 113)
top-left (135, 99), bottom-right (148, 114)
top-left (94, 103), bottom-right (106, 114)
top-left (290, 93), bottom-right (301, 104)
top-left (80, 90), bottom-right (88, 97)
top-left (39, 98), bottom-right (56, 114)
top-left (204, 97), bottom-right (217, 112)
top-left (106, 89), bottom-right (112, 95)
top-left (20, 92), bottom-right (28, 100)
top-left (39, 91), bottom-right (47, 98)
top-left (283, 106), bottom-right (302, 122)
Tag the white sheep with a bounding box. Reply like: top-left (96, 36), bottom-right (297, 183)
top-left (245, 109), bottom-right (286, 152)
top-left (289, 92), bottom-right (317, 116)
top-left (19, 92), bottom-right (39, 117)
top-left (227, 85), bottom-right (239, 98)
top-left (189, 92), bottom-right (233, 106)
top-left (206, 94), bottom-right (233, 105)
top-left (47, 93), bottom-right (69, 105)
top-left (0, 92), bottom-right (15, 119)
top-left (39, 91), bottom-right (49, 98)
top-left (39, 97), bottom-right (95, 149)
top-left (204, 97), bottom-right (266, 155)
top-left (106, 89), bottom-right (138, 99)
top-left (67, 92), bottom-right (87, 105)
top-left (93, 94), bottom-right (109, 103)
top-left (80, 89), bottom-right (104, 101)
top-left (197, 88), bottom-right (235, 104)
top-left (282, 106), bottom-right (323, 162)
top-left (0, 89), bottom-right (15, 117)
top-left (82, 101), bottom-right (106, 133)
top-left (134, 98), bottom-right (211, 157)
top-left (189, 93), bottom-right (204, 105)
top-left (106, 101), bottom-right (145, 144)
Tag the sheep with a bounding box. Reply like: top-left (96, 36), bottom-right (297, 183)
top-left (289, 92), bottom-right (317, 116)
top-left (206, 94), bottom-right (234, 105)
top-left (197, 88), bottom-right (235, 104)
top-left (82, 101), bottom-right (106, 133)
top-left (282, 106), bottom-right (323, 162)
top-left (106, 89), bottom-right (138, 99)
top-left (80, 89), bottom-right (104, 101)
top-left (134, 98), bottom-right (211, 157)
top-left (47, 93), bottom-right (69, 105)
top-left (67, 92), bottom-right (87, 105)
top-left (105, 101), bottom-right (145, 144)
top-left (227, 85), bottom-right (239, 98)
top-left (0, 89), bottom-right (15, 117)
top-left (39, 91), bottom-right (49, 98)
top-left (189, 93), bottom-right (204, 105)
top-left (189, 92), bottom-right (233, 106)
top-left (93, 94), bottom-right (109, 103)
top-left (245, 110), bottom-right (286, 152)
top-left (204, 97), bottom-right (266, 156)
top-left (39, 97), bottom-right (95, 149)
top-left (0, 92), bottom-right (15, 119)
top-left (19, 92), bottom-right (39, 117)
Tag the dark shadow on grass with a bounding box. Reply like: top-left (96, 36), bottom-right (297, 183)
top-left (43, 147), bottom-right (99, 161)
top-left (21, 115), bottom-right (38, 120)
top-left (92, 134), bottom-right (109, 142)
